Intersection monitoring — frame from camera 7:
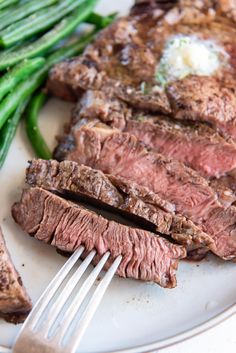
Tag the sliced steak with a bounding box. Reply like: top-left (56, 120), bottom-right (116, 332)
top-left (72, 90), bottom-right (236, 207)
top-left (26, 159), bottom-right (213, 251)
top-left (12, 188), bottom-right (186, 288)
top-left (54, 121), bottom-right (218, 222)
top-left (54, 121), bottom-right (236, 260)
top-left (124, 117), bottom-right (236, 179)
top-left (0, 227), bottom-right (31, 324)
top-left (73, 89), bottom-right (236, 179)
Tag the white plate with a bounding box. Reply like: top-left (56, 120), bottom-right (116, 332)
top-left (1, 1), bottom-right (236, 352)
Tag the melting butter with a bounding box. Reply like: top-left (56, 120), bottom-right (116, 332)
top-left (156, 35), bottom-right (228, 85)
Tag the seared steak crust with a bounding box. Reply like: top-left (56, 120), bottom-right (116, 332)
top-left (132, 1), bottom-right (236, 23)
top-left (0, 227), bottom-right (31, 323)
top-left (26, 159), bottom-right (212, 250)
top-left (167, 76), bottom-right (236, 141)
top-left (53, 121), bottom-right (236, 260)
top-left (12, 188), bottom-right (186, 288)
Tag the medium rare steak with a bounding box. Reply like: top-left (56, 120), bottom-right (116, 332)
top-left (53, 121), bottom-right (236, 261)
top-left (73, 90), bottom-right (236, 179)
top-left (12, 188), bottom-right (186, 288)
top-left (0, 227), bottom-right (31, 323)
top-left (26, 159), bottom-right (213, 251)
top-left (54, 121), bottom-right (218, 222)
top-left (124, 118), bottom-right (236, 179)
top-left (48, 1), bottom-right (236, 140)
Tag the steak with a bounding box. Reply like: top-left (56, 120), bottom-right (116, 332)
top-left (54, 121), bottom-right (218, 222)
top-left (12, 188), bottom-right (186, 288)
top-left (53, 120), bottom-right (236, 261)
top-left (73, 89), bottom-right (236, 179)
top-left (26, 159), bottom-right (213, 251)
top-left (131, 1), bottom-right (236, 26)
top-left (48, 1), bottom-right (236, 140)
top-left (124, 118), bottom-right (236, 179)
top-left (0, 227), bottom-right (31, 323)
top-left (166, 75), bottom-right (236, 141)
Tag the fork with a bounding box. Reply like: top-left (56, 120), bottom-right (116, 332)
top-left (13, 246), bottom-right (122, 353)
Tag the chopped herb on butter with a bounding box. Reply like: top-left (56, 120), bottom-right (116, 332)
top-left (136, 115), bottom-right (145, 122)
top-left (140, 81), bottom-right (150, 94)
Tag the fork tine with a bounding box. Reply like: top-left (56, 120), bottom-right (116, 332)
top-left (40, 250), bottom-right (96, 337)
top-left (63, 255), bottom-right (122, 353)
top-left (56, 252), bottom-right (111, 345)
top-left (24, 246), bottom-right (85, 330)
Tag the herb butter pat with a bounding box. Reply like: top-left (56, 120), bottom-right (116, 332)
top-left (156, 35), bottom-right (228, 85)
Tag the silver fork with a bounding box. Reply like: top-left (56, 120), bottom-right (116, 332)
top-left (13, 246), bottom-right (122, 353)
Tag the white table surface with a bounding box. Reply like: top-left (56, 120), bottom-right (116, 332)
top-left (161, 314), bottom-right (236, 353)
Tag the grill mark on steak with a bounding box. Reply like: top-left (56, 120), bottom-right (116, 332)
top-left (53, 121), bottom-right (236, 260)
top-left (12, 188), bottom-right (186, 288)
top-left (26, 159), bottom-right (213, 251)
top-left (0, 227), bottom-right (31, 324)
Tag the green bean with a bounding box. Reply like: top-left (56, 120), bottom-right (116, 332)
top-left (25, 92), bottom-right (52, 159)
top-left (0, 0), bottom-right (19, 10)
top-left (0, 99), bottom-right (29, 169)
top-left (0, 0), bottom-right (98, 69)
top-left (0, 57), bottom-right (45, 102)
top-left (0, 0), bottom-right (58, 31)
top-left (87, 12), bottom-right (118, 29)
top-left (0, 30), bottom-right (96, 130)
top-left (0, 0), bottom-right (87, 47)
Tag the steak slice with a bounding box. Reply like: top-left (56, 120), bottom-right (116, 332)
top-left (26, 159), bottom-right (213, 251)
top-left (0, 227), bottom-right (31, 324)
top-left (53, 121), bottom-right (236, 260)
top-left (73, 89), bottom-right (236, 178)
top-left (54, 121), bottom-right (218, 222)
top-left (124, 117), bottom-right (236, 179)
top-left (12, 188), bottom-right (186, 288)
top-left (72, 90), bottom-right (236, 208)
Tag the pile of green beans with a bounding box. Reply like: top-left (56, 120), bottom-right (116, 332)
top-left (0, 0), bottom-right (18, 11)
top-left (0, 0), bottom-right (117, 169)
top-left (0, 0), bottom-right (58, 31)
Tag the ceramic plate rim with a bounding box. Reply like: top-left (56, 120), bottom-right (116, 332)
top-left (1, 302), bottom-right (236, 353)
top-left (1, 1), bottom-right (236, 351)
